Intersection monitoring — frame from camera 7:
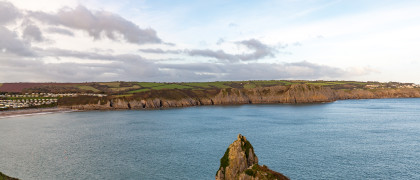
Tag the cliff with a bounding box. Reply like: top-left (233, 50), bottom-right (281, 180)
top-left (58, 84), bottom-right (420, 110)
top-left (216, 134), bottom-right (289, 180)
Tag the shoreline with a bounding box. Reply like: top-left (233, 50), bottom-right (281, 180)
top-left (0, 107), bottom-right (76, 119)
top-left (1, 97), bottom-right (419, 118)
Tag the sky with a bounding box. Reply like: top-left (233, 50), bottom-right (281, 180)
top-left (1, 0), bottom-right (420, 83)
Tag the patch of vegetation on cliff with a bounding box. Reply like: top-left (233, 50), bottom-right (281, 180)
top-left (220, 147), bottom-right (230, 168)
top-left (218, 147), bottom-right (230, 176)
top-left (58, 96), bottom-right (108, 105)
top-left (131, 89), bottom-right (220, 100)
top-left (245, 168), bottom-right (257, 177)
top-left (259, 165), bottom-right (289, 180)
top-left (240, 136), bottom-right (254, 159)
top-left (243, 164), bottom-right (289, 180)
top-left (0, 172), bottom-right (19, 180)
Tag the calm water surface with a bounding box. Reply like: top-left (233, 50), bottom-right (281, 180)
top-left (1, 98), bottom-right (420, 179)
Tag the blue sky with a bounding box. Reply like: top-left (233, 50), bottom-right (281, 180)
top-left (1, 0), bottom-right (420, 83)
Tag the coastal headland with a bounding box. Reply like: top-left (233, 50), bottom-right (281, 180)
top-left (1, 80), bottom-right (420, 111)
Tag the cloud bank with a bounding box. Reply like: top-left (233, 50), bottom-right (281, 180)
top-left (0, 1), bottom-right (373, 83)
top-left (29, 5), bottom-right (162, 44)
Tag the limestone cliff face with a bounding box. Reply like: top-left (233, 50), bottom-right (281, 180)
top-left (59, 84), bottom-right (420, 110)
top-left (209, 84), bottom-right (336, 105)
top-left (216, 134), bottom-right (289, 180)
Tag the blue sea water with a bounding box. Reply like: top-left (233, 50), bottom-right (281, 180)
top-left (0, 98), bottom-right (420, 180)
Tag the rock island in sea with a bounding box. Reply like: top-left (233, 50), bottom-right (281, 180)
top-left (216, 134), bottom-right (289, 180)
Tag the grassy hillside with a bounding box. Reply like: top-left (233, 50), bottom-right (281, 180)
top-left (0, 80), bottom-right (416, 96)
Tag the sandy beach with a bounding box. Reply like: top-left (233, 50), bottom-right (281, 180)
top-left (0, 107), bottom-right (76, 119)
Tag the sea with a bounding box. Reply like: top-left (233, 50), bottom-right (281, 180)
top-left (0, 98), bottom-right (419, 180)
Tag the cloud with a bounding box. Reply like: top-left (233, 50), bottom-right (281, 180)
top-left (216, 38), bottom-right (225, 45)
top-left (187, 39), bottom-right (276, 62)
top-left (47, 27), bottom-right (74, 36)
top-left (0, 26), bottom-right (34, 56)
top-left (188, 49), bottom-right (238, 61)
top-left (138, 48), bottom-right (182, 54)
top-left (228, 23), bottom-right (239, 27)
top-left (0, 1), bottom-right (378, 83)
top-left (236, 39), bottom-right (276, 60)
top-left (0, 41), bottom-right (372, 83)
top-left (22, 24), bottom-right (44, 42)
top-left (0, 1), bottom-right (21, 24)
top-left (158, 61), bottom-right (372, 81)
top-left (29, 5), bottom-right (162, 44)
top-left (0, 53), bottom-right (161, 82)
top-left (38, 48), bottom-right (144, 62)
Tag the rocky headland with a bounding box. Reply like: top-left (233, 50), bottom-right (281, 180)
top-left (216, 134), bottom-right (289, 180)
top-left (58, 84), bottom-right (420, 110)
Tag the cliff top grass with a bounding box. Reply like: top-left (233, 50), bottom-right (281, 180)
top-left (77, 85), bottom-right (100, 93)
top-left (1, 80), bottom-right (416, 96)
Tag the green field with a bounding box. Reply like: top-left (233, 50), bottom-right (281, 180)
top-left (77, 85), bottom-right (100, 92)
top-left (1, 80), bottom-right (412, 96)
top-left (138, 82), bottom-right (166, 88)
top-left (128, 89), bottom-right (151, 93)
top-left (99, 82), bottom-right (121, 88)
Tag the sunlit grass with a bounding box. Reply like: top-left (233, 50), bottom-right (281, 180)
top-left (128, 89), bottom-right (151, 93)
top-left (77, 85), bottom-right (100, 92)
top-left (99, 82), bottom-right (120, 88)
top-left (138, 82), bottom-right (165, 88)
top-left (151, 84), bottom-right (193, 90)
top-left (110, 85), bottom-right (141, 92)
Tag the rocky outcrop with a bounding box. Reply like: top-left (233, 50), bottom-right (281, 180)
top-left (216, 134), bottom-right (289, 180)
top-left (59, 84), bottom-right (420, 110)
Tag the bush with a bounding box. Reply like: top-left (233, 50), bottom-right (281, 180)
top-left (244, 169), bottom-right (256, 177)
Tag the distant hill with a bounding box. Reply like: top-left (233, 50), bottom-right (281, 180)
top-left (2, 80), bottom-right (419, 110)
top-left (0, 83), bottom-right (83, 93)
top-left (1, 80), bottom-right (416, 94)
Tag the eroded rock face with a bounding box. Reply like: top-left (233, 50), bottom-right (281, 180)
top-left (60, 84), bottom-right (420, 110)
top-left (216, 134), bottom-right (289, 180)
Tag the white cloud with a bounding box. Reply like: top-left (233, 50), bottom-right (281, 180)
top-left (29, 5), bottom-right (162, 45)
top-left (2, 0), bottom-right (418, 83)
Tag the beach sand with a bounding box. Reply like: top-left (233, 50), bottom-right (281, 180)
top-left (0, 107), bottom-right (76, 119)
